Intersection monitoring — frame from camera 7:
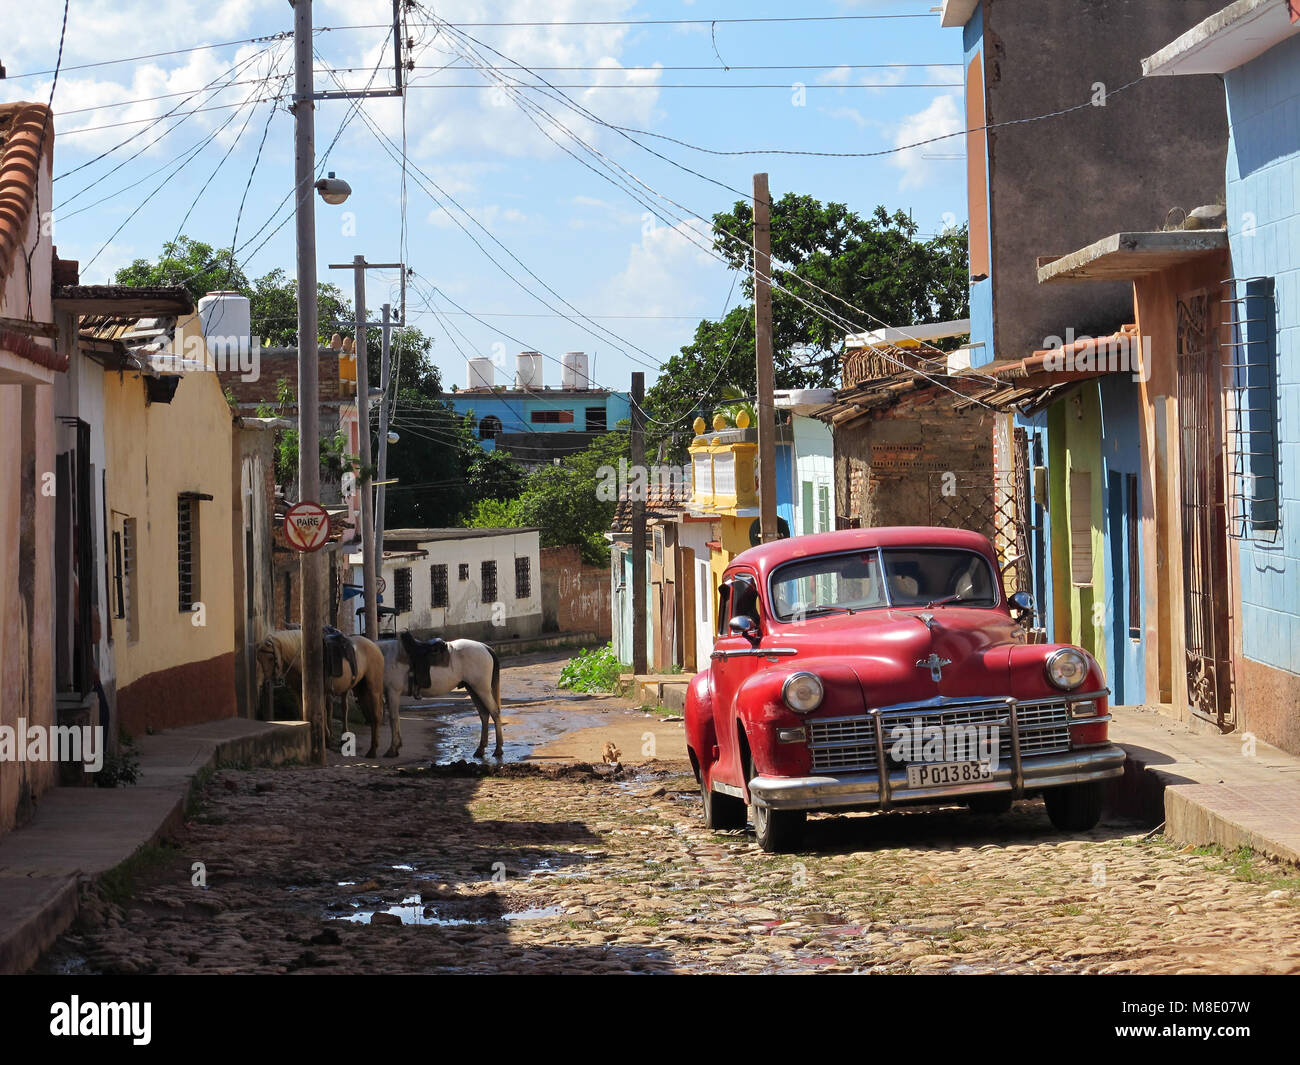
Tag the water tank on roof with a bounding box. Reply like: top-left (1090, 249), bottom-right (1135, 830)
top-left (561, 350), bottom-right (589, 390)
top-left (516, 351), bottom-right (543, 390)
top-left (197, 291), bottom-right (251, 363)
top-left (467, 357), bottom-right (494, 390)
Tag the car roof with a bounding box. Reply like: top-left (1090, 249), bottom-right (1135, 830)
top-left (727, 526), bottom-right (997, 581)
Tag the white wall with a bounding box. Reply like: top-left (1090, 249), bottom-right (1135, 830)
top-left (790, 414), bottom-right (835, 536)
top-left (353, 529), bottom-right (543, 639)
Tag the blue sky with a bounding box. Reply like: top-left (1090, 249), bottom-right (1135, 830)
top-left (4, 0), bottom-right (969, 396)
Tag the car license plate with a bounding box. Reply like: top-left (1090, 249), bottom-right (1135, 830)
top-left (906, 761), bottom-right (992, 788)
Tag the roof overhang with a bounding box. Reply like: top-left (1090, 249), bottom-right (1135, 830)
top-left (1143, 0), bottom-right (1300, 76)
top-left (845, 318), bottom-right (971, 350)
top-left (53, 285), bottom-right (194, 317)
top-left (939, 0), bottom-right (980, 29)
top-left (1037, 230), bottom-right (1229, 284)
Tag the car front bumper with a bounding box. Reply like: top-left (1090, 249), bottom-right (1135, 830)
top-left (746, 744), bottom-right (1127, 812)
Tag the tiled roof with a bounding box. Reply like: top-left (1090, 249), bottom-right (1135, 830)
top-left (610, 475), bottom-right (694, 532)
top-left (0, 102), bottom-right (51, 285)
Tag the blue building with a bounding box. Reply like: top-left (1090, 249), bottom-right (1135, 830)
top-left (1140, 0), bottom-right (1300, 751)
top-left (939, 0), bottom-right (1228, 706)
top-left (446, 351), bottom-right (632, 466)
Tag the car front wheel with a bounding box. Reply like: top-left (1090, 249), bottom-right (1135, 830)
top-left (748, 760), bottom-right (805, 853)
top-left (1043, 781), bottom-right (1105, 832)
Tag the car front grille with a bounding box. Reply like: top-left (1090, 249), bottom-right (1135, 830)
top-left (807, 700), bottom-right (1073, 775)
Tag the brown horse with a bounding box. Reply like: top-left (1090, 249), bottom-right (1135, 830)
top-left (254, 629), bottom-right (395, 757)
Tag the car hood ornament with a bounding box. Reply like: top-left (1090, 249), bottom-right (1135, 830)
top-left (916, 652), bottom-right (952, 682)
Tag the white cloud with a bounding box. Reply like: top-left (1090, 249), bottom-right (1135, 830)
top-left (600, 217), bottom-right (725, 319)
top-left (889, 93), bottom-right (963, 190)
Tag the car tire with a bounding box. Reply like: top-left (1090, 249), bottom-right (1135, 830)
top-left (967, 793), bottom-right (1014, 815)
top-left (1043, 781), bottom-right (1105, 832)
top-left (748, 760), bottom-right (805, 853)
top-left (701, 771), bottom-right (746, 830)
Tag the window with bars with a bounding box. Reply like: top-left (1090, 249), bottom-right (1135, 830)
top-left (114, 517), bottom-right (139, 643)
top-left (530, 409), bottom-right (574, 424)
top-left (177, 497), bottom-right (200, 612)
top-left (1225, 276), bottom-right (1280, 539)
top-left (514, 556), bottom-right (531, 599)
top-left (458, 563), bottom-right (469, 581)
top-left (481, 559), bottom-right (498, 603)
top-left (430, 563), bottom-right (449, 608)
top-left (395, 567), bottom-right (413, 613)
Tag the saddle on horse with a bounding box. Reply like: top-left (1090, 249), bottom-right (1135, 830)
top-left (401, 631), bottom-right (449, 694)
top-left (322, 625), bottom-right (358, 680)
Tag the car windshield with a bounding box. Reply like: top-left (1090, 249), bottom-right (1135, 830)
top-left (770, 548), bottom-right (998, 621)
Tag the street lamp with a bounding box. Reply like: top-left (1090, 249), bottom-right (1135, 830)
top-left (315, 172), bottom-right (351, 205)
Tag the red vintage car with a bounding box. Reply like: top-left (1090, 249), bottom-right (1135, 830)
top-left (685, 526), bottom-right (1125, 852)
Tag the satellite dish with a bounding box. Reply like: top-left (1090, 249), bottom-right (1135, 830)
top-left (749, 516), bottom-right (791, 546)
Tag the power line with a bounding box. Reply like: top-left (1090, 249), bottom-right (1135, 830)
top-left (413, 14), bottom-right (935, 27)
top-left (5, 32), bottom-right (290, 79)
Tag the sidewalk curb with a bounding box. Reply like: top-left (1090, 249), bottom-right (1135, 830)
top-left (0, 719), bottom-right (309, 974)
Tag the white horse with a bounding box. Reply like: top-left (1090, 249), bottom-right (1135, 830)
top-left (378, 633), bottom-right (504, 760)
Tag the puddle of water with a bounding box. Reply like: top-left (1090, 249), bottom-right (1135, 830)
top-left (391, 864), bottom-right (415, 872)
top-left (330, 894), bottom-right (565, 927)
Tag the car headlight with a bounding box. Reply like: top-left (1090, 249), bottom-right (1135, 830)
top-left (1045, 648), bottom-right (1089, 691)
top-left (782, 672), bottom-right (824, 713)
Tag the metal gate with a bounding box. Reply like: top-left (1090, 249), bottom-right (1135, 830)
top-left (1176, 292), bottom-right (1233, 729)
top-left (928, 447), bottom-right (1030, 594)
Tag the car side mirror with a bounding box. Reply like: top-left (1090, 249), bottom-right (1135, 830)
top-left (1009, 591), bottom-right (1035, 617)
top-left (728, 615), bottom-right (760, 640)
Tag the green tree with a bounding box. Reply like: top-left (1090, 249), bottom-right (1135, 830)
top-left (247, 267), bottom-right (351, 347)
top-left (645, 197), bottom-right (969, 456)
top-left (114, 236), bottom-right (246, 303)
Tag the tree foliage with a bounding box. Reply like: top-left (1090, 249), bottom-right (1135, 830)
top-left (645, 197), bottom-right (969, 456)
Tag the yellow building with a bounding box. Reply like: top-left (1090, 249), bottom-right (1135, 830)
top-left (89, 304), bottom-right (238, 734)
top-left (688, 413), bottom-right (761, 594)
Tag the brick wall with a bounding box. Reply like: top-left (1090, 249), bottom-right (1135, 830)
top-left (540, 544), bottom-right (611, 638)
top-left (217, 350), bottom-right (343, 407)
top-left (833, 386), bottom-right (994, 532)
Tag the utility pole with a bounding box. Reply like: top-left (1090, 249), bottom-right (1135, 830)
top-left (630, 371), bottom-right (647, 676)
top-left (329, 259), bottom-right (402, 642)
top-left (292, 0), bottom-right (326, 764)
top-left (753, 172), bottom-right (779, 544)
top-left (374, 302), bottom-right (393, 553)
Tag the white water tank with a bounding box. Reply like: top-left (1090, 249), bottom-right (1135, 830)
top-left (197, 291), bottom-right (251, 368)
top-left (561, 350), bottom-right (590, 390)
top-left (516, 351), bottom-right (543, 390)
top-left (467, 357), bottom-right (494, 390)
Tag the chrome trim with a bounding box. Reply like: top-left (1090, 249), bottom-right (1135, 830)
top-left (712, 780), bottom-right (745, 799)
top-left (1006, 696), bottom-right (1024, 796)
top-left (710, 647), bottom-right (798, 660)
top-left (870, 709), bottom-right (890, 809)
top-left (747, 744), bottom-right (1126, 811)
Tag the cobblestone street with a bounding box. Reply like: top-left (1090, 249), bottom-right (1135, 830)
top-left (38, 655), bottom-right (1300, 975)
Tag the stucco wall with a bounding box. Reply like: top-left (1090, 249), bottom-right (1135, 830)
top-left (539, 544), bottom-right (610, 637)
top-left (1224, 33), bottom-right (1300, 752)
top-left (971, 0), bottom-right (1227, 364)
top-left (358, 530), bottom-right (543, 641)
top-left (104, 314), bottom-right (237, 734)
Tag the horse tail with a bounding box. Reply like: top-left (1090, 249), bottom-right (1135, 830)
top-left (489, 645), bottom-right (501, 710)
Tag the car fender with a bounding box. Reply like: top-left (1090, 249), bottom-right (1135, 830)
top-left (684, 669), bottom-right (716, 780)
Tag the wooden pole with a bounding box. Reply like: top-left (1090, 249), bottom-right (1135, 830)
top-left (753, 173), bottom-right (779, 543)
top-left (630, 371), bottom-right (647, 676)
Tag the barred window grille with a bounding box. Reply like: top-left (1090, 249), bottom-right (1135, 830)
top-left (395, 567), bottom-right (413, 613)
top-left (514, 556), bottom-right (531, 599)
top-left (116, 518), bottom-right (139, 642)
top-left (481, 560), bottom-right (498, 603)
top-left (430, 564), bottom-right (449, 608)
top-left (458, 562), bottom-right (470, 581)
top-left (177, 498), bottom-right (199, 612)
top-left (1223, 277), bottom-right (1280, 540)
